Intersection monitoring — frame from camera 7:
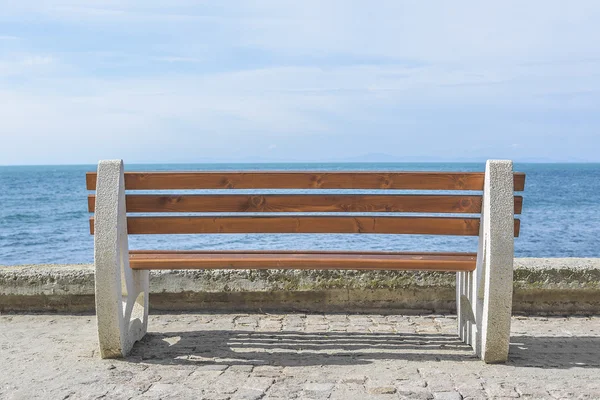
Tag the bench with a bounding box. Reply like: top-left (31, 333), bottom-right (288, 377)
top-left (86, 159), bottom-right (525, 363)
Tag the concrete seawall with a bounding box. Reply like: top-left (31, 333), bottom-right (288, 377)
top-left (1, 258), bottom-right (599, 314)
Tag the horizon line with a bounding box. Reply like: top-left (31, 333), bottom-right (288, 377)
top-left (2, 160), bottom-right (600, 167)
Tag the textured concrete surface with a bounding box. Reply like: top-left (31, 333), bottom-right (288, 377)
top-left (457, 160), bottom-right (515, 362)
top-left (478, 160), bottom-right (515, 362)
top-left (2, 259), bottom-right (599, 313)
top-left (1, 312), bottom-right (599, 399)
top-left (94, 159), bottom-right (149, 358)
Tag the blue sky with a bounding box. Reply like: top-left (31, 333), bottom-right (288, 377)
top-left (1, 1), bottom-right (599, 165)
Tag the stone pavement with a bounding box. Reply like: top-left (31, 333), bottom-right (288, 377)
top-left (1, 313), bottom-right (599, 399)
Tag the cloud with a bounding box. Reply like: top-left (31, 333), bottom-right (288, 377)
top-left (154, 56), bottom-right (203, 63)
top-left (21, 55), bottom-right (54, 66)
top-left (1, 1), bottom-right (600, 164)
top-left (0, 54), bottom-right (57, 77)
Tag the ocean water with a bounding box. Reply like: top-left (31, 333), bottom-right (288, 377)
top-left (0, 163), bottom-right (599, 265)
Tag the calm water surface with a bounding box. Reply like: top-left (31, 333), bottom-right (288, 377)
top-left (1, 163), bottom-right (598, 264)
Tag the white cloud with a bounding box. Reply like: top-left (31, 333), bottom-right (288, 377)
top-left (4, 1), bottom-right (599, 65)
top-left (21, 55), bottom-right (54, 66)
top-left (1, 1), bottom-right (600, 163)
top-left (154, 56), bottom-right (203, 63)
top-left (0, 54), bottom-right (57, 77)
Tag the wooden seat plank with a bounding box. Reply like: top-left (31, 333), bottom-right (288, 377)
top-left (130, 249), bottom-right (477, 256)
top-left (129, 251), bottom-right (477, 272)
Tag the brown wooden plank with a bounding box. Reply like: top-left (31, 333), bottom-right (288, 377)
top-left (86, 171), bottom-right (526, 191)
top-left (89, 215), bottom-right (482, 236)
top-left (514, 173), bottom-right (525, 191)
top-left (515, 196), bottom-right (523, 214)
top-left (86, 172), bottom-right (96, 191)
top-left (90, 216), bottom-right (520, 236)
top-left (88, 194), bottom-right (481, 213)
top-left (87, 195), bottom-right (94, 212)
top-left (87, 194), bottom-right (524, 214)
top-left (128, 251), bottom-right (477, 272)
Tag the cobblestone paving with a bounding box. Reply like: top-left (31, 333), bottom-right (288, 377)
top-left (1, 313), bottom-right (599, 399)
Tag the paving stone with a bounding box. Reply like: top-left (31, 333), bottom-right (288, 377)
top-left (302, 382), bottom-right (335, 399)
top-left (421, 374), bottom-right (456, 392)
top-left (397, 390), bottom-right (434, 400)
top-left (397, 379), bottom-right (428, 390)
top-left (266, 379), bottom-right (305, 399)
top-left (2, 313), bottom-right (600, 399)
top-left (212, 372), bottom-right (247, 394)
top-left (340, 375), bottom-right (367, 384)
top-left (242, 377), bottom-right (274, 392)
top-left (197, 364), bottom-right (230, 371)
top-left (367, 385), bottom-right (397, 394)
top-left (141, 383), bottom-right (197, 399)
top-left (433, 391), bottom-right (463, 400)
top-left (201, 392), bottom-right (232, 400)
top-left (483, 382), bottom-right (520, 398)
top-left (230, 388), bottom-right (264, 400)
top-left (251, 366), bottom-right (283, 378)
top-left (456, 388), bottom-right (487, 399)
top-left (330, 383), bottom-right (369, 400)
top-left (229, 365), bottom-right (254, 373)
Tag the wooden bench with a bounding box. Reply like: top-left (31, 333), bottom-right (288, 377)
top-left (87, 159), bottom-right (525, 362)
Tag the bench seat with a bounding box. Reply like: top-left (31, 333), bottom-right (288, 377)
top-left (129, 250), bottom-right (477, 271)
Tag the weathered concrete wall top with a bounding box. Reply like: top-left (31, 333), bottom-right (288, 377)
top-left (1, 258), bottom-right (599, 314)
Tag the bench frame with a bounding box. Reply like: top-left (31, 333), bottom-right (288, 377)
top-left (92, 159), bottom-right (517, 362)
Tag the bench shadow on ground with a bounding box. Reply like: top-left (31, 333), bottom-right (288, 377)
top-left (127, 331), bottom-right (600, 369)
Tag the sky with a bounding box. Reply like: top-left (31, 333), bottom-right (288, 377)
top-left (1, 1), bottom-right (600, 165)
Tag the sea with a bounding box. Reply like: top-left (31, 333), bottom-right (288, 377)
top-left (1, 163), bottom-right (599, 265)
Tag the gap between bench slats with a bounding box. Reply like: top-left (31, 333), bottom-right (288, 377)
top-left (86, 171), bottom-right (526, 191)
top-left (87, 194), bottom-right (524, 214)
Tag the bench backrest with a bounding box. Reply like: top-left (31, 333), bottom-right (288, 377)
top-left (86, 170), bottom-right (525, 237)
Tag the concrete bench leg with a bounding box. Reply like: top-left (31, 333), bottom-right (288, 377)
top-left (94, 160), bottom-right (149, 358)
top-left (457, 160), bottom-right (515, 363)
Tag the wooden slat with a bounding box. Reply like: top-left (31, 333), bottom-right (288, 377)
top-left (128, 251), bottom-right (477, 272)
top-left (91, 216), bottom-right (520, 236)
top-left (90, 215), bottom-right (483, 236)
top-left (515, 196), bottom-right (523, 214)
top-left (86, 172), bottom-right (95, 190)
top-left (88, 194), bottom-right (479, 213)
top-left (86, 171), bottom-right (526, 191)
top-left (87, 194), bottom-right (524, 214)
top-left (514, 173), bottom-right (525, 191)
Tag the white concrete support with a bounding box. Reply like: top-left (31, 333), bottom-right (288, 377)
top-left (94, 160), bottom-right (149, 358)
top-left (457, 160), bottom-right (515, 363)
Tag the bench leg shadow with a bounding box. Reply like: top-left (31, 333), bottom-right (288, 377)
top-left (125, 330), bottom-right (480, 366)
